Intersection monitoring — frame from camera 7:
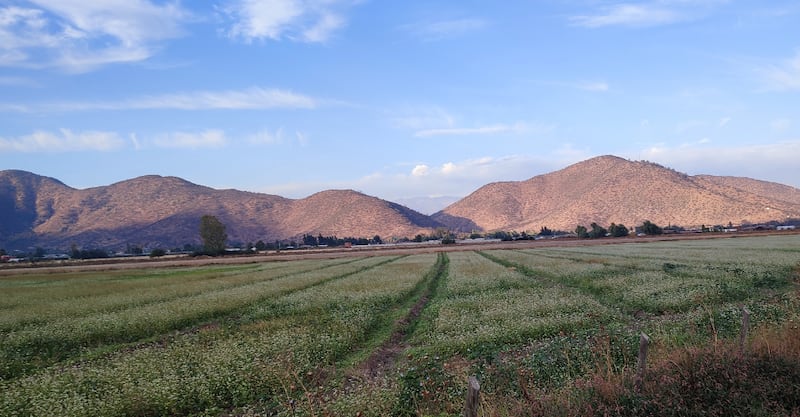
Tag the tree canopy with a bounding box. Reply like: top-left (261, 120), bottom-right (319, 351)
top-left (609, 223), bottom-right (629, 237)
top-left (641, 220), bottom-right (663, 235)
top-left (199, 215), bottom-right (227, 255)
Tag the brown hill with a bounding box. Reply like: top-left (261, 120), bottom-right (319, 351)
top-left (0, 171), bottom-right (441, 250)
top-left (433, 155), bottom-right (800, 232)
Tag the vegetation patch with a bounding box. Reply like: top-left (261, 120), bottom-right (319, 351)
top-left (1, 235), bottom-right (798, 416)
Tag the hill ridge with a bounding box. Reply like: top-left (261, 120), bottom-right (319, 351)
top-left (2, 155), bottom-right (799, 250)
top-left (433, 155), bottom-right (800, 232)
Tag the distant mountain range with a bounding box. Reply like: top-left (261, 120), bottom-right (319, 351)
top-left (2, 155), bottom-right (799, 250)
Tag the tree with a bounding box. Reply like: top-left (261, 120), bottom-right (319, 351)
top-left (149, 248), bottom-right (166, 257)
top-left (609, 223), bottom-right (629, 237)
top-left (255, 240), bottom-right (267, 251)
top-left (575, 225), bottom-right (589, 238)
top-left (372, 235), bottom-right (382, 244)
top-left (641, 220), bottom-right (663, 235)
top-left (588, 222), bottom-right (608, 239)
top-left (199, 215), bottom-right (227, 255)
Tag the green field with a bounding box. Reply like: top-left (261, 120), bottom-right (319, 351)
top-left (1, 235), bottom-right (799, 416)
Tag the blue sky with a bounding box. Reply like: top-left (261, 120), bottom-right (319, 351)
top-left (1, 1), bottom-right (799, 214)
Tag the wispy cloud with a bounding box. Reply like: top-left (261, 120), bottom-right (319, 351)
top-left (152, 130), bottom-right (228, 149)
top-left (4, 87), bottom-right (319, 112)
top-left (247, 127), bottom-right (309, 146)
top-left (389, 107), bottom-right (456, 130)
top-left (0, 1), bottom-right (188, 72)
top-left (759, 51), bottom-right (800, 91)
top-left (576, 81), bottom-right (610, 92)
top-left (248, 128), bottom-right (285, 145)
top-left (534, 79), bottom-right (611, 92)
top-left (403, 18), bottom-right (487, 41)
top-left (571, 3), bottom-right (681, 28)
top-left (119, 87), bottom-right (318, 110)
top-left (0, 76), bottom-right (39, 87)
top-left (414, 122), bottom-right (550, 138)
top-left (570, 1), bottom-right (727, 29)
top-left (222, 0), bottom-right (357, 43)
top-left (0, 129), bottom-right (125, 152)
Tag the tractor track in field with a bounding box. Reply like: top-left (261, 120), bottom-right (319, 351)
top-left (353, 253), bottom-right (448, 381)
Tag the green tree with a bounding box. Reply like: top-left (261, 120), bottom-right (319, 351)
top-left (199, 215), bottom-right (227, 255)
top-left (609, 223), bottom-right (629, 237)
top-left (255, 240), bottom-right (267, 251)
top-left (149, 248), bottom-right (166, 257)
top-left (575, 225), bottom-right (589, 238)
top-left (641, 220), bottom-right (663, 235)
top-left (588, 222), bottom-right (608, 238)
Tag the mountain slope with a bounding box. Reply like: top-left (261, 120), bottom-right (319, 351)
top-left (433, 155), bottom-right (800, 232)
top-left (0, 171), bottom-right (441, 250)
top-left (3, 156), bottom-right (798, 250)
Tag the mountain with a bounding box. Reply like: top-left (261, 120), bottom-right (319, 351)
top-left (3, 156), bottom-right (799, 251)
top-left (0, 171), bottom-right (441, 250)
top-left (433, 155), bottom-right (800, 232)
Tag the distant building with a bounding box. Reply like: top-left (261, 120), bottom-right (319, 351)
top-left (777, 225), bottom-right (796, 231)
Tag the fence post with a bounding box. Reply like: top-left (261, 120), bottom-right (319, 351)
top-left (464, 375), bottom-right (480, 417)
top-left (740, 307), bottom-right (750, 354)
top-left (635, 332), bottom-right (650, 393)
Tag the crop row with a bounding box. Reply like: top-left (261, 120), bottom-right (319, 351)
top-left (394, 236), bottom-right (799, 415)
top-left (0, 256), bottom-right (391, 380)
top-left (0, 254), bottom-right (440, 416)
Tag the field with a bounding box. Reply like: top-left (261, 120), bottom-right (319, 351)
top-left (1, 235), bottom-right (799, 416)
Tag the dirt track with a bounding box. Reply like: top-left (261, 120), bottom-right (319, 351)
top-left (1, 230), bottom-right (797, 276)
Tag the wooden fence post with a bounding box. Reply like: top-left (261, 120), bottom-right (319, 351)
top-left (740, 306), bottom-right (750, 354)
top-left (464, 375), bottom-right (480, 417)
top-left (635, 332), bottom-right (650, 393)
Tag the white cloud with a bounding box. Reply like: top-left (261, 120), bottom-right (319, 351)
top-left (152, 130), bottom-right (228, 149)
top-left (576, 81), bottom-right (610, 92)
top-left (570, 1), bottom-right (727, 29)
top-left (223, 0), bottom-right (356, 43)
top-left (0, 75), bottom-right (39, 87)
top-left (411, 164), bottom-right (430, 177)
top-left (295, 131), bottom-right (309, 146)
top-left (571, 3), bottom-right (681, 28)
top-left (441, 162), bottom-right (458, 175)
top-left (114, 87), bottom-right (317, 110)
top-left (403, 18), bottom-right (487, 41)
top-left (414, 122), bottom-right (544, 138)
top-left (248, 128), bottom-right (285, 145)
top-left (0, 1), bottom-right (188, 72)
top-left (5, 87), bottom-right (319, 112)
top-left (760, 51), bottom-right (800, 91)
top-left (0, 128), bottom-right (124, 152)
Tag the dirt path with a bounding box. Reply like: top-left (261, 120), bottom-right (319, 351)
top-left (357, 253), bottom-right (448, 380)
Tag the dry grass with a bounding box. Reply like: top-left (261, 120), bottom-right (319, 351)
top-left (479, 322), bottom-right (800, 417)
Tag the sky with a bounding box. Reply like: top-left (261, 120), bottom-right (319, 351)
top-left (1, 0), bottom-right (799, 214)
